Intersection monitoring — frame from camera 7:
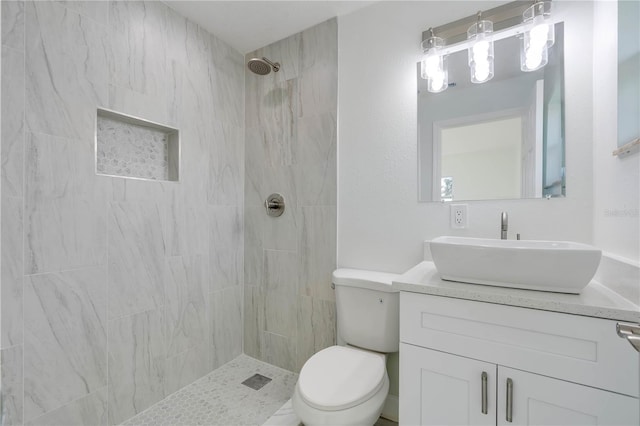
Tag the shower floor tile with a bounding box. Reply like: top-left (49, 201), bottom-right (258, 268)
top-left (121, 354), bottom-right (298, 426)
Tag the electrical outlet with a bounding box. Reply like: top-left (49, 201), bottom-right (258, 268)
top-left (450, 204), bottom-right (468, 229)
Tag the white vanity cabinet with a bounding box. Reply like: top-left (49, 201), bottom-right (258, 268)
top-left (399, 292), bottom-right (640, 426)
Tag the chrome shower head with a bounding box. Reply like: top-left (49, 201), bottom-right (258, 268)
top-left (247, 57), bottom-right (280, 75)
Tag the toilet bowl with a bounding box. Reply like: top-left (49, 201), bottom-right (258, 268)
top-left (293, 269), bottom-right (400, 426)
top-left (292, 346), bottom-right (389, 426)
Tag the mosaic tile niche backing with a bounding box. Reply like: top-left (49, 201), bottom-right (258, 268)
top-left (96, 109), bottom-right (179, 181)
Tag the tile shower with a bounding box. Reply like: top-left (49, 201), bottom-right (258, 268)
top-left (1, 0), bottom-right (244, 424)
top-left (243, 19), bottom-right (338, 373)
top-left (0, 1), bottom-right (337, 426)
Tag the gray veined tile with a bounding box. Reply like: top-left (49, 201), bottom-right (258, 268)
top-left (301, 18), bottom-right (338, 71)
top-left (211, 65), bottom-right (244, 130)
top-left (109, 176), bottom-right (173, 204)
top-left (298, 62), bottom-right (338, 119)
top-left (2, 45), bottom-right (25, 198)
top-left (25, 196), bottom-right (107, 275)
top-left (25, 131), bottom-right (102, 201)
top-left (1, 0), bottom-right (24, 51)
top-left (244, 125), bottom-right (266, 207)
top-left (25, 387), bottom-right (108, 426)
top-left (108, 308), bottom-right (165, 426)
top-left (296, 296), bottom-right (336, 371)
top-left (1, 196), bottom-right (23, 349)
top-left (262, 331), bottom-right (296, 372)
top-left (166, 8), bottom-right (209, 79)
top-left (164, 255), bottom-right (208, 357)
top-left (25, 0), bottom-right (108, 141)
top-left (299, 18), bottom-right (337, 118)
top-left (210, 32), bottom-right (244, 78)
top-left (24, 132), bottom-right (107, 274)
top-left (261, 79), bottom-right (298, 167)
top-left (164, 344), bottom-right (209, 396)
top-left (108, 201), bottom-right (165, 320)
top-left (55, 1), bottom-right (110, 26)
top-left (165, 198), bottom-right (208, 257)
top-left (263, 201), bottom-right (300, 252)
top-left (244, 206), bottom-right (265, 287)
top-left (265, 162), bottom-right (299, 210)
top-left (299, 206), bottom-right (337, 302)
top-left (210, 286), bottom-right (242, 370)
top-left (264, 289), bottom-right (297, 338)
top-left (244, 285), bottom-right (265, 360)
top-left (1, 345), bottom-right (24, 425)
top-left (107, 84), bottom-right (169, 129)
top-left (208, 122), bottom-right (244, 206)
top-left (209, 205), bottom-right (243, 292)
top-left (109, 0), bottom-right (168, 97)
top-left (264, 250), bottom-right (299, 293)
top-left (23, 267), bottom-right (108, 421)
top-left (295, 111), bottom-right (337, 206)
top-left (165, 9), bottom-right (211, 128)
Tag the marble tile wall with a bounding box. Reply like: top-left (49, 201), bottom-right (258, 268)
top-left (0, 1), bottom-right (244, 425)
top-left (244, 18), bottom-right (338, 373)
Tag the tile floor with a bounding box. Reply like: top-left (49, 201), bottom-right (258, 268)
top-left (121, 354), bottom-right (297, 426)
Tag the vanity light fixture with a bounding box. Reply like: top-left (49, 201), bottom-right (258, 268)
top-left (421, 28), bottom-right (448, 93)
top-left (467, 12), bottom-right (494, 83)
top-left (521, 1), bottom-right (555, 72)
top-left (420, 1), bottom-right (558, 89)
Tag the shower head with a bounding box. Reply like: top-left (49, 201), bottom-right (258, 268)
top-left (247, 57), bottom-right (280, 75)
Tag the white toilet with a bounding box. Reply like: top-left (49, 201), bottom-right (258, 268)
top-left (292, 268), bottom-right (400, 426)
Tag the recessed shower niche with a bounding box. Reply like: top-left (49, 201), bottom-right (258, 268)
top-left (96, 108), bottom-right (180, 181)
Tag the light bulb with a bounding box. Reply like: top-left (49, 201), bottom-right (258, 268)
top-left (424, 53), bottom-right (440, 77)
top-left (472, 40), bottom-right (490, 58)
top-left (529, 23), bottom-right (549, 49)
top-left (430, 74), bottom-right (445, 91)
top-left (525, 49), bottom-right (543, 69)
top-left (474, 62), bottom-right (491, 82)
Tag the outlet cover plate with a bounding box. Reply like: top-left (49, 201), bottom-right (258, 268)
top-left (450, 204), bottom-right (468, 229)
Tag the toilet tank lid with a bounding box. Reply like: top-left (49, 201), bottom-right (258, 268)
top-left (332, 268), bottom-right (400, 293)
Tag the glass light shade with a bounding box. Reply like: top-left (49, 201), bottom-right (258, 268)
top-left (521, 1), bottom-right (554, 72)
top-left (421, 36), bottom-right (448, 93)
top-left (467, 20), bottom-right (494, 83)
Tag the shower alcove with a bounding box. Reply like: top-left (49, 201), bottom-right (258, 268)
top-left (96, 108), bottom-right (180, 182)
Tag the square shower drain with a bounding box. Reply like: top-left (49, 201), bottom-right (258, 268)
top-left (242, 373), bottom-right (272, 390)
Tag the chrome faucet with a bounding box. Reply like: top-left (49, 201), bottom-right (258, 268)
top-left (500, 212), bottom-right (508, 240)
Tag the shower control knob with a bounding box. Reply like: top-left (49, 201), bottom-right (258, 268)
top-left (264, 193), bottom-right (285, 217)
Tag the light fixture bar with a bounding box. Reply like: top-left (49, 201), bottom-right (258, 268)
top-left (422, 0), bottom-right (536, 47)
top-left (433, 19), bottom-right (558, 58)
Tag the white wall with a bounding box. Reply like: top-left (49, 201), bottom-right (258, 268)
top-left (338, 1), bottom-right (597, 274)
top-left (593, 2), bottom-right (640, 264)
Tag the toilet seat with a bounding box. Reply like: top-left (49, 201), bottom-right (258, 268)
top-left (298, 346), bottom-right (386, 411)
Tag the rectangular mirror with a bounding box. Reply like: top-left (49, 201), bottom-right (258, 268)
top-left (418, 23), bottom-right (565, 202)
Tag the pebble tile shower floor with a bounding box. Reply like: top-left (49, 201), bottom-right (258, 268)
top-left (121, 355), bottom-right (297, 426)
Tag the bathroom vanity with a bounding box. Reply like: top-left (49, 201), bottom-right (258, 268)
top-left (396, 261), bottom-right (640, 425)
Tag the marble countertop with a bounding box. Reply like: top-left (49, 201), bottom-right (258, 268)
top-left (394, 261), bottom-right (640, 322)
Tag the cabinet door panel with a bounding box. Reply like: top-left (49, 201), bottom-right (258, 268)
top-left (497, 367), bottom-right (639, 426)
top-left (400, 343), bottom-right (496, 426)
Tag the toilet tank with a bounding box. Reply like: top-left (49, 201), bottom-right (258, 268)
top-left (333, 269), bottom-right (400, 353)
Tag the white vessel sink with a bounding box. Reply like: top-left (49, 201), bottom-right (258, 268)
top-left (430, 236), bottom-right (602, 294)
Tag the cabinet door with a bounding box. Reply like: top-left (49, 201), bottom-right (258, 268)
top-left (400, 343), bottom-right (496, 425)
top-left (497, 366), bottom-right (640, 426)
